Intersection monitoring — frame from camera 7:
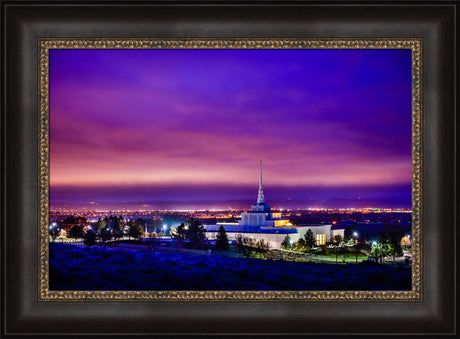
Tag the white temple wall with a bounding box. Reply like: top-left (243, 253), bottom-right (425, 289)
top-left (205, 231), bottom-right (301, 250)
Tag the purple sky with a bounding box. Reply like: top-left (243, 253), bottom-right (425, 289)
top-left (49, 49), bottom-right (412, 209)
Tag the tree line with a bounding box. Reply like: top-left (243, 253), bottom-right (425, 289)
top-left (280, 229), bottom-right (315, 252)
top-left (49, 215), bottom-right (145, 246)
top-left (171, 218), bottom-right (208, 250)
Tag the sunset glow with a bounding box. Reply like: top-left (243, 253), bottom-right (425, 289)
top-left (49, 49), bottom-right (412, 209)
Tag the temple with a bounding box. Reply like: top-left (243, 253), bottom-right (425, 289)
top-left (203, 161), bottom-right (345, 249)
top-left (238, 160), bottom-right (290, 227)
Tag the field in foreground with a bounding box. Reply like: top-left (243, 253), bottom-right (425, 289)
top-left (50, 243), bottom-right (411, 291)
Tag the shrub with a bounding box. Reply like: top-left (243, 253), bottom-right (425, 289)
top-left (83, 229), bottom-right (97, 246)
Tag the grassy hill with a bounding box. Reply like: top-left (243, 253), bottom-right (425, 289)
top-left (50, 243), bottom-right (411, 291)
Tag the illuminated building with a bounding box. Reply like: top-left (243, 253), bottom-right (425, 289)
top-left (204, 161), bottom-right (344, 249)
top-left (238, 160), bottom-right (290, 227)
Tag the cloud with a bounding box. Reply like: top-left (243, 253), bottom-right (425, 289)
top-left (49, 49), bottom-right (412, 206)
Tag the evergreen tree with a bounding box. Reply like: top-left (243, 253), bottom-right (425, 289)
top-left (281, 234), bottom-right (291, 249)
top-left (172, 223), bottom-right (187, 250)
top-left (172, 223), bottom-right (187, 241)
top-left (96, 218), bottom-right (107, 232)
top-left (111, 216), bottom-right (123, 240)
top-left (304, 229), bottom-right (315, 248)
top-left (186, 218), bottom-right (207, 249)
top-left (215, 225), bottom-right (229, 251)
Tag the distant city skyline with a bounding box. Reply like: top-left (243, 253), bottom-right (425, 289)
top-left (50, 49), bottom-right (412, 209)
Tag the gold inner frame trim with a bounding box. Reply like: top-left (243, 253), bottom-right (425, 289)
top-left (38, 38), bottom-right (422, 302)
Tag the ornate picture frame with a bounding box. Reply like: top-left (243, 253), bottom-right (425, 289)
top-left (39, 38), bottom-right (422, 302)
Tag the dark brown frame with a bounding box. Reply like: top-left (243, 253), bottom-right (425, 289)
top-left (2, 1), bottom-right (457, 336)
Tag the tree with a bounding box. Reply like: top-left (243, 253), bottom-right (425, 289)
top-left (98, 227), bottom-right (112, 243)
top-left (333, 234), bottom-right (343, 244)
top-left (83, 229), bottom-right (97, 246)
top-left (256, 239), bottom-right (269, 251)
top-left (389, 241), bottom-right (403, 261)
top-left (370, 241), bottom-right (393, 263)
top-left (304, 229), bottom-right (315, 248)
top-left (112, 227), bottom-right (123, 240)
top-left (235, 234), bottom-right (253, 258)
top-left (172, 223), bottom-right (187, 240)
top-left (281, 234), bottom-right (292, 250)
top-left (68, 225), bottom-right (84, 239)
top-left (344, 226), bottom-right (358, 241)
top-left (370, 242), bottom-right (383, 263)
top-left (110, 216), bottom-right (123, 240)
top-left (62, 215), bottom-right (78, 225)
top-left (172, 223), bottom-right (187, 251)
top-left (400, 235), bottom-right (411, 249)
top-left (215, 225), bottom-right (229, 251)
top-left (295, 238), bottom-right (306, 251)
top-left (50, 228), bottom-right (61, 241)
top-left (253, 239), bottom-right (269, 258)
top-left (127, 221), bottom-right (143, 239)
top-left (135, 218), bottom-right (148, 226)
top-left (49, 222), bottom-right (61, 241)
top-left (96, 218), bottom-right (107, 233)
top-left (186, 218), bottom-right (207, 249)
top-left (62, 216), bottom-right (87, 227)
top-left (383, 243), bottom-right (393, 262)
top-left (334, 242), bottom-right (346, 263)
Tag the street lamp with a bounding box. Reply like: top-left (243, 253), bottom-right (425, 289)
top-left (49, 222), bottom-right (61, 242)
top-left (289, 240), bottom-right (294, 249)
top-left (162, 224), bottom-right (167, 236)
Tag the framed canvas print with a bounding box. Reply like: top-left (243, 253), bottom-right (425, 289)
top-left (2, 1), bottom-right (457, 337)
top-left (41, 39), bottom-right (419, 298)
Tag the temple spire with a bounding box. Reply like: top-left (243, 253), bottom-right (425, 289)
top-left (257, 160), bottom-right (265, 204)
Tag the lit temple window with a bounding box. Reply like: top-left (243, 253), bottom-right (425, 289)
top-left (315, 234), bottom-right (326, 246)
